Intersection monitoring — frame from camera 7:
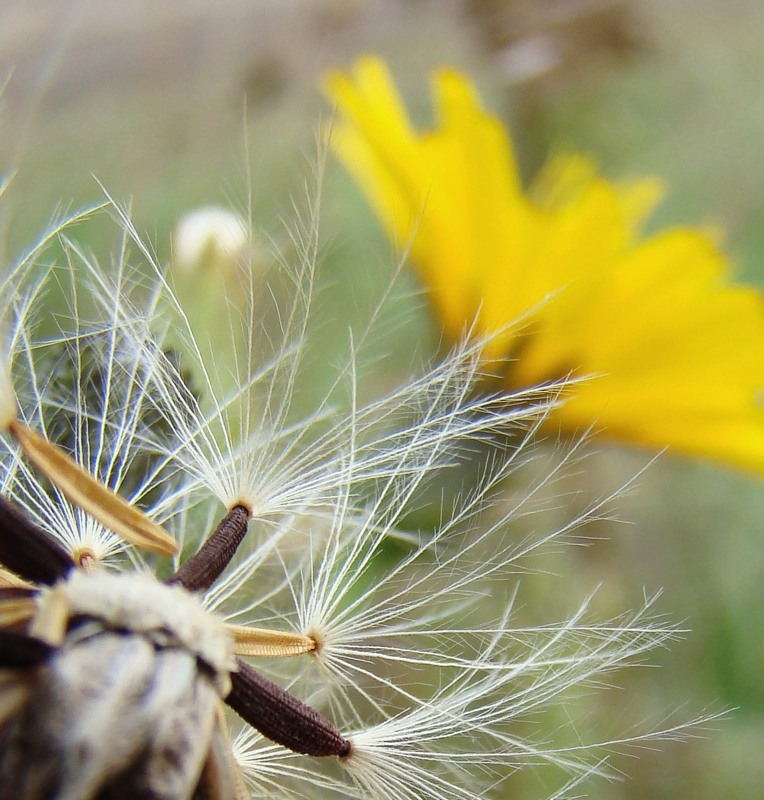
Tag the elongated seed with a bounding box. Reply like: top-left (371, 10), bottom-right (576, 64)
top-left (0, 587), bottom-right (38, 628)
top-left (167, 505), bottom-right (249, 593)
top-left (225, 658), bottom-right (351, 758)
top-left (228, 624), bottom-right (316, 658)
top-left (0, 495), bottom-right (74, 585)
top-left (0, 629), bottom-right (53, 667)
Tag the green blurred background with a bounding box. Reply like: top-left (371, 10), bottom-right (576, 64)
top-left (1, 1), bottom-right (762, 797)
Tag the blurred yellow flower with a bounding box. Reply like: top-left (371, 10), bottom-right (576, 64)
top-left (323, 55), bottom-right (764, 471)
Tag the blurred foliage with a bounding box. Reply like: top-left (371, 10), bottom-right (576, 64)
top-left (0, 1), bottom-right (762, 798)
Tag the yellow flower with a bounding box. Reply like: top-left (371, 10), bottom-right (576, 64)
top-left (323, 55), bottom-right (764, 472)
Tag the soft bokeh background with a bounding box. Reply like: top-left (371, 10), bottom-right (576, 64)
top-left (1, 1), bottom-right (762, 797)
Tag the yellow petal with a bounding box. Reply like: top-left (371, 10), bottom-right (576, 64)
top-left (324, 57), bottom-right (764, 473)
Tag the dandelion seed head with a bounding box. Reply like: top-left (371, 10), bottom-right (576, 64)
top-left (0, 163), bottom-right (718, 800)
top-left (172, 206), bottom-right (250, 278)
